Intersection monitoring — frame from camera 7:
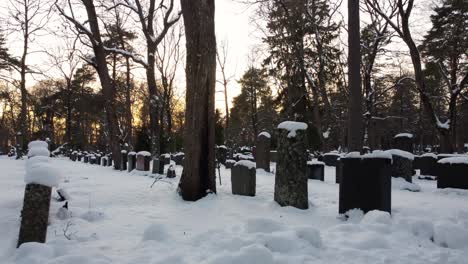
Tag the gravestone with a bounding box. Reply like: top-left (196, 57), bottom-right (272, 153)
top-left (167, 165), bottom-right (176, 178)
top-left (323, 152), bottom-right (341, 166)
top-left (386, 149), bottom-right (414, 183)
top-left (136, 152), bottom-right (151, 171)
top-left (127, 152), bottom-right (136, 172)
top-left (275, 121), bottom-right (308, 209)
top-left (95, 154), bottom-right (101, 166)
top-left (107, 155), bottom-right (113, 167)
top-left (418, 153), bottom-right (437, 178)
top-left (174, 153), bottom-right (185, 166)
top-left (225, 159), bottom-right (236, 169)
top-left (121, 150), bottom-right (128, 171)
top-left (160, 154), bottom-right (171, 165)
top-left (231, 160), bottom-right (256, 196)
top-left (152, 158), bottom-right (164, 174)
top-left (17, 184), bottom-right (52, 247)
top-left (437, 158), bottom-right (468, 189)
top-left (306, 161), bottom-right (324, 181)
top-left (89, 155), bottom-right (96, 165)
top-left (102, 157), bottom-right (108, 166)
top-left (256, 132), bottom-right (271, 172)
top-left (393, 133), bottom-right (414, 153)
top-left (216, 146), bottom-right (228, 165)
top-left (77, 152), bottom-right (82, 161)
top-left (339, 154), bottom-right (392, 214)
top-left (270, 150), bottom-right (278, 163)
top-left (335, 159), bottom-right (343, 184)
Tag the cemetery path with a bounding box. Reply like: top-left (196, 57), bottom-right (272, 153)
top-left (1, 156), bottom-right (468, 263)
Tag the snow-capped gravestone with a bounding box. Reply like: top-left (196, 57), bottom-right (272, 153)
top-left (120, 150), bottom-right (128, 171)
top-left (167, 165), bottom-right (176, 178)
top-left (95, 154), bottom-right (101, 166)
top-left (436, 157), bottom-right (468, 189)
top-left (216, 146), bottom-right (228, 165)
top-left (231, 160), bottom-right (256, 196)
top-left (136, 151), bottom-right (151, 171)
top-left (307, 161), bottom-right (324, 181)
top-left (339, 152), bottom-right (392, 214)
top-left (174, 152), bottom-right (185, 166)
top-left (89, 155), bottom-right (96, 165)
top-left (18, 141), bottom-right (61, 247)
top-left (127, 152), bottom-right (136, 172)
top-left (323, 152), bottom-right (341, 166)
top-left (152, 158), bottom-right (164, 174)
top-left (416, 153), bottom-right (437, 179)
top-left (102, 156), bottom-right (108, 166)
top-left (225, 159), bottom-right (236, 169)
top-left (385, 149), bottom-right (414, 183)
top-left (256, 132), bottom-right (271, 172)
top-left (393, 133), bottom-right (414, 153)
top-left (107, 155), bottom-right (113, 167)
top-left (275, 121), bottom-right (308, 209)
top-left (160, 154), bottom-right (171, 166)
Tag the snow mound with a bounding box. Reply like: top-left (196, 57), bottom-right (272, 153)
top-left (142, 223), bottom-right (170, 241)
top-left (208, 244), bottom-right (273, 264)
top-left (394, 133), bottom-right (413, 138)
top-left (344, 209), bottom-right (364, 223)
top-left (392, 178), bottom-right (421, 192)
top-left (245, 218), bottom-right (284, 233)
top-left (137, 151), bottom-right (151, 157)
top-left (409, 219), bottom-right (434, 240)
top-left (344, 150), bottom-right (393, 160)
top-left (80, 211), bottom-right (106, 222)
top-left (234, 160), bottom-right (256, 169)
top-left (277, 121), bottom-right (307, 138)
top-left (258, 131), bottom-right (271, 138)
top-left (295, 227), bottom-right (322, 248)
top-left (24, 162), bottom-right (61, 187)
top-left (307, 161), bottom-right (324, 165)
top-left (421, 153), bottom-right (437, 158)
top-left (28, 140), bottom-right (48, 149)
top-left (434, 222), bottom-right (468, 249)
top-left (438, 157), bottom-right (468, 165)
top-left (15, 242), bottom-right (54, 263)
top-left (361, 210), bottom-right (392, 226)
top-left (27, 147), bottom-right (50, 158)
top-left (385, 149), bottom-right (414, 160)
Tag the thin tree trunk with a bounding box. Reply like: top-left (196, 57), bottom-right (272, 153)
top-left (178, 0), bottom-right (217, 201)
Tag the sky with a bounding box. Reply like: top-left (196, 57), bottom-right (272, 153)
top-left (1, 0), bottom-right (435, 114)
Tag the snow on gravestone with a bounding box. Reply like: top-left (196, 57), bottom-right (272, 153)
top-left (385, 149), bottom-right (414, 183)
top-left (231, 160), bottom-right (256, 196)
top-left (393, 133), bottom-right (414, 153)
top-left (275, 121), bottom-right (308, 209)
top-left (136, 151), bottom-right (151, 171)
top-left (437, 157), bottom-right (468, 189)
top-left (18, 141), bottom-right (61, 247)
top-left (256, 132), bottom-right (271, 172)
top-left (127, 152), bottom-right (136, 172)
top-left (339, 151), bottom-right (392, 214)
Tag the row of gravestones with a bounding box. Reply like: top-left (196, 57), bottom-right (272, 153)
top-left (68, 150), bottom-right (183, 179)
top-left (227, 127), bottom-right (468, 215)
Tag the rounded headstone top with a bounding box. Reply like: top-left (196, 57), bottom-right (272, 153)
top-left (128, 151), bottom-right (136, 156)
top-left (137, 151), bottom-right (151, 157)
top-left (438, 157), bottom-right (468, 165)
top-left (343, 150), bottom-right (393, 160)
top-left (421, 153), bottom-right (437, 159)
top-left (385, 149), bottom-right (414, 160)
top-left (27, 140), bottom-right (50, 158)
top-left (394, 133), bottom-right (414, 139)
top-left (234, 160), bottom-right (256, 169)
top-left (258, 131), bottom-right (271, 139)
top-left (277, 121), bottom-right (308, 138)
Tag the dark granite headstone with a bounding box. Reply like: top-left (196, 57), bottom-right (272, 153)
top-left (306, 162), bottom-right (324, 181)
top-left (436, 160), bottom-right (468, 189)
top-left (339, 156), bottom-right (392, 214)
top-left (256, 132), bottom-right (271, 172)
top-left (231, 161), bottom-right (256, 196)
top-left (127, 152), bottom-right (136, 172)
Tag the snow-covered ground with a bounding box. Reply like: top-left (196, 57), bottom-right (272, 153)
top-left (1, 156), bottom-right (468, 264)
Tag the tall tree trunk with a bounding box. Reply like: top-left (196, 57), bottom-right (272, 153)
top-left (82, 0), bottom-right (122, 169)
top-left (178, 0), bottom-right (217, 201)
top-left (146, 48), bottom-right (160, 157)
top-left (347, 0), bottom-right (363, 152)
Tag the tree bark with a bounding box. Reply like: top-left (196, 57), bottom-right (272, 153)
top-left (347, 0), bottom-right (363, 152)
top-left (82, 0), bottom-right (122, 169)
top-left (178, 0), bottom-right (217, 201)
